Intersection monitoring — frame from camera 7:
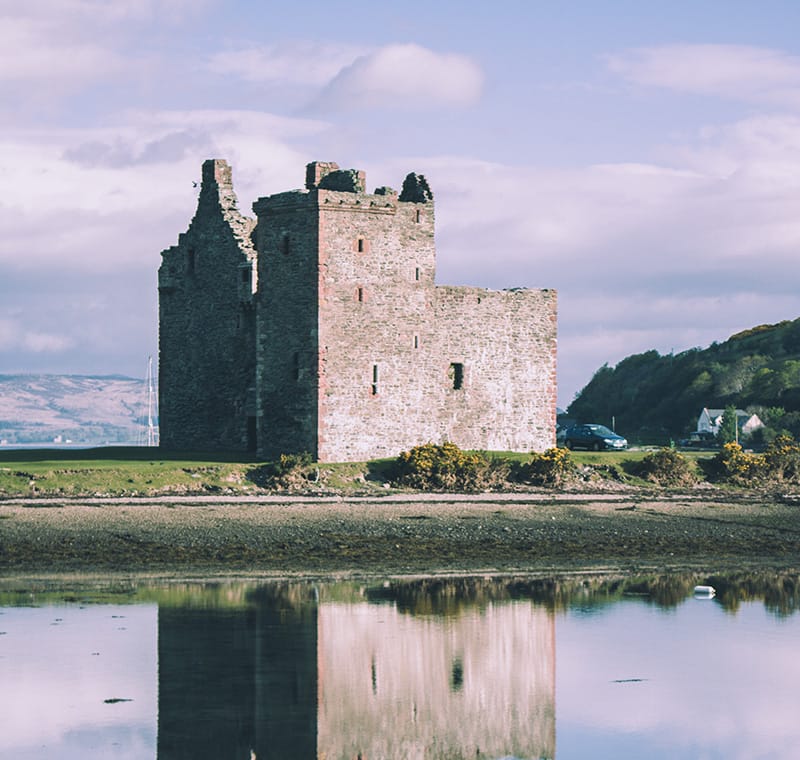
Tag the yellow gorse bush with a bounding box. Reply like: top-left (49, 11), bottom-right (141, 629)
top-left (394, 442), bottom-right (509, 491)
top-left (520, 447), bottom-right (576, 486)
top-left (635, 447), bottom-right (697, 487)
top-left (715, 442), bottom-right (766, 485)
top-left (762, 434), bottom-right (800, 481)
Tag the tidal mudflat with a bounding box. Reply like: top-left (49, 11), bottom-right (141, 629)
top-left (1, 491), bottom-right (798, 578)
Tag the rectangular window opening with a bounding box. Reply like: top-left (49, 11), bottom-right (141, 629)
top-left (371, 364), bottom-right (379, 395)
top-left (413, 335), bottom-right (419, 349)
top-left (357, 286), bottom-right (364, 302)
top-left (450, 362), bottom-right (464, 390)
top-left (357, 237), bottom-right (365, 253)
top-left (415, 267), bottom-right (420, 281)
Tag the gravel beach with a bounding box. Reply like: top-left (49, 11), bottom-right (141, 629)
top-left (2, 490), bottom-right (799, 579)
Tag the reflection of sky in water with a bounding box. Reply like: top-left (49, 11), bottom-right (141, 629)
top-left (0, 604), bottom-right (157, 759)
top-left (557, 598), bottom-right (800, 760)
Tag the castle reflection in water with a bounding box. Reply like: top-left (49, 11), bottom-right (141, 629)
top-left (156, 579), bottom-right (556, 760)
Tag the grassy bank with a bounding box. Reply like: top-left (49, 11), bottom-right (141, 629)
top-left (0, 447), bottom-right (402, 498)
top-left (0, 445), bottom-right (725, 498)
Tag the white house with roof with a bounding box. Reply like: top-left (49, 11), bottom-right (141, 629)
top-left (697, 408), bottom-right (764, 438)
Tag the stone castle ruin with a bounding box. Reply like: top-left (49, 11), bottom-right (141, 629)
top-left (158, 159), bottom-right (557, 462)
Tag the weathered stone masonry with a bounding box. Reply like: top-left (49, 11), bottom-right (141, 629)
top-left (159, 159), bottom-right (557, 462)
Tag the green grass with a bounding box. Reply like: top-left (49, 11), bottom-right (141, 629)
top-left (0, 456), bottom-right (254, 497)
top-left (0, 446), bottom-right (722, 498)
top-left (0, 447), bottom-right (404, 497)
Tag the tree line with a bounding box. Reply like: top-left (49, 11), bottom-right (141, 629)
top-left (566, 318), bottom-right (800, 445)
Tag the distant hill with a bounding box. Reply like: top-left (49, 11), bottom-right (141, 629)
top-left (566, 318), bottom-right (800, 443)
top-left (0, 374), bottom-right (155, 446)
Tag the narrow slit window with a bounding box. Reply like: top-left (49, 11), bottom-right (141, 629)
top-left (293, 352), bottom-right (300, 381)
top-left (415, 208), bottom-right (421, 223)
top-left (413, 335), bottom-right (419, 349)
top-left (280, 233), bottom-right (290, 256)
top-left (357, 237), bottom-right (365, 253)
top-left (415, 267), bottom-right (420, 281)
top-left (450, 362), bottom-right (464, 390)
top-left (371, 364), bottom-right (379, 395)
top-left (357, 286), bottom-right (364, 302)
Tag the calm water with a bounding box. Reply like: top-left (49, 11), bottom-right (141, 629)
top-left (1, 573), bottom-right (798, 760)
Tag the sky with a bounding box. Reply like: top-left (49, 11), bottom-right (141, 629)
top-left (3, 1), bottom-right (800, 407)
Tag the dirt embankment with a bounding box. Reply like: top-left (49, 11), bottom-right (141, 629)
top-left (1, 490), bottom-right (799, 578)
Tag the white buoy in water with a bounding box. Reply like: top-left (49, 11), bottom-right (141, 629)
top-left (693, 585), bottom-right (716, 597)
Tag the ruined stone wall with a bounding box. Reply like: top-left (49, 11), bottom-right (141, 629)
top-left (430, 286), bottom-right (558, 453)
top-left (158, 159), bottom-right (257, 451)
top-left (252, 191), bottom-right (321, 458)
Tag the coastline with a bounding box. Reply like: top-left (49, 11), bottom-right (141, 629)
top-left (2, 490), bottom-right (799, 580)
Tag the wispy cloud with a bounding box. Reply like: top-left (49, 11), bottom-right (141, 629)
top-left (0, 0), bottom-right (206, 102)
top-left (0, 319), bottom-right (74, 354)
top-left (207, 41), bottom-right (365, 86)
top-left (63, 129), bottom-right (215, 169)
top-left (605, 44), bottom-right (800, 108)
top-left (309, 43), bottom-right (484, 111)
top-left (0, 15), bottom-right (125, 87)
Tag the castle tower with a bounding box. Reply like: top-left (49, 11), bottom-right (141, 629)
top-left (252, 163), bottom-right (437, 461)
top-left (158, 159), bottom-right (258, 451)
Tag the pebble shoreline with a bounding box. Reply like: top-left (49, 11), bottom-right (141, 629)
top-left (1, 491), bottom-right (798, 579)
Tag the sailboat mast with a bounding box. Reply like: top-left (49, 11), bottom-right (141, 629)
top-left (146, 355), bottom-right (155, 447)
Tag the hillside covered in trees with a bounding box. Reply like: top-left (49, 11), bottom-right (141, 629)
top-left (566, 318), bottom-right (800, 444)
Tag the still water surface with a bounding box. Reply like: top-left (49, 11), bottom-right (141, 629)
top-left (1, 573), bottom-right (798, 760)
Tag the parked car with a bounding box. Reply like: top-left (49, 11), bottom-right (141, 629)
top-left (563, 424), bottom-right (628, 451)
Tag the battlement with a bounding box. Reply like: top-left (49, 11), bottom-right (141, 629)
top-left (254, 162), bottom-right (433, 218)
top-left (303, 161), bottom-right (431, 200)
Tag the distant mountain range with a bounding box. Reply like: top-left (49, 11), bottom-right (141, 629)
top-left (0, 374), bottom-right (155, 446)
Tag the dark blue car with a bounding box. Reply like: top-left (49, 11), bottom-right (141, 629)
top-left (564, 424), bottom-right (628, 451)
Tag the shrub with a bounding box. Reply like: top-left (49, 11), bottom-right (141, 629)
top-left (633, 447), bottom-right (696, 487)
top-left (247, 452), bottom-right (317, 490)
top-left (517, 447), bottom-right (576, 487)
top-left (393, 442), bottom-right (509, 491)
top-left (763, 435), bottom-right (800, 482)
top-left (712, 442), bottom-right (766, 485)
